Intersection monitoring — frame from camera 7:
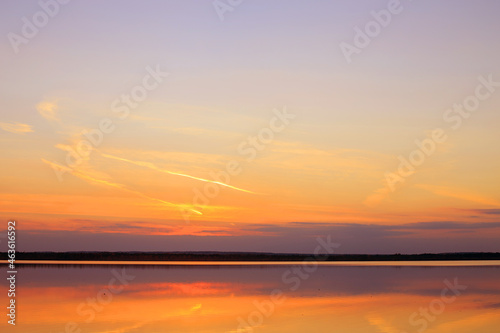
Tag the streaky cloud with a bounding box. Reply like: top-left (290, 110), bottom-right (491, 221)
top-left (41, 159), bottom-right (201, 215)
top-left (101, 153), bottom-right (258, 194)
top-left (0, 122), bottom-right (33, 134)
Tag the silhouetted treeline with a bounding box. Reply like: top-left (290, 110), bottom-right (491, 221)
top-left (1, 252), bottom-right (500, 262)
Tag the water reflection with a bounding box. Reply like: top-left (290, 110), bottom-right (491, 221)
top-left (1, 264), bottom-right (499, 332)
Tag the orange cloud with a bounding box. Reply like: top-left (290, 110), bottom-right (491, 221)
top-left (101, 153), bottom-right (258, 194)
top-left (36, 100), bottom-right (59, 121)
top-left (416, 184), bottom-right (500, 207)
top-left (0, 121), bottom-right (33, 134)
top-left (41, 159), bottom-right (201, 215)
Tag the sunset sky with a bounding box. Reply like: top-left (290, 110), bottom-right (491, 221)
top-left (1, 0), bottom-right (499, 253)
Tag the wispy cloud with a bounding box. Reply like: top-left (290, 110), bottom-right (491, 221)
top-left (163, 126), bottom-right (239, 139)
top-left (101, 153), bottom-right (258, 194)
top-left (416, 184), bottom-right (500, 207)
top-left (263, 141), bottom-right (389, 179)
top-left (97, 322), bottom-right (148, 333)
top-left (0, 122), bottom-right (33, 134)
top-left (364, 187), bottom-right (391, 207)
top-left (468, 209), bottom-right (500, 215)
top-left (366, 315), bottom-right (401, 333)
top-left (36, 100), bottom-right (59, 121)
top-left (41, 159), bottom-right (202, 215)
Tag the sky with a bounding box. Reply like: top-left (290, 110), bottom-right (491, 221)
top-left (0, 0), bottom-right (499, 253)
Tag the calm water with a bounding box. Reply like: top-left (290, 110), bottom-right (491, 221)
top-left (1, 262), bottom-right (500, 332)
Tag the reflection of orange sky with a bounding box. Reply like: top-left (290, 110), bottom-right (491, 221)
top-left (8, 280), bottom-right (500, 333)
top-left (19, 282), bottom-right (239, 301)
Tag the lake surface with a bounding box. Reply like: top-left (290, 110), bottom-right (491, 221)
top-left (1, 262), bottom-right (499, 332)
top-left (5, 260), bottom-right (500, 266)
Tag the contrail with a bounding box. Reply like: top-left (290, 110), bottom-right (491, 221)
top-left (100, 153), bottom-right (257, 194)
top-left (41, 159), bottom-right (202, 215)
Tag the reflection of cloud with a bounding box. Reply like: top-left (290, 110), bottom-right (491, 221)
top-left (36, 101), bottom-right (59, 121)
top-left (0, 122), bottom-right (33, 134)
top-left (190, 303), bottom-right (202, 312)
top-left (128, 282), bottom-right (234, 297)
top-left (97, 322), bottom-right (149, 333)
top-left (484, 302), bottom-right (500, 309)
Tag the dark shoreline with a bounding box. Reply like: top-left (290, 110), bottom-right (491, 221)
top-left (2, 251), bottom-right (500, 262)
